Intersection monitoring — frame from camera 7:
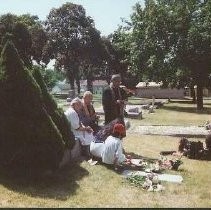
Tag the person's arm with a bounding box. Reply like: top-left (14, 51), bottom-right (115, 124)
top-left (76, 123), bottom-right (93, 133)
top-left (114, 141), bottom-right (126, 165)
top-left (89, 104), bottom-right (99, 121)
top-left (68, 109), bottom-right (93, 133)
top-left (102, 88), bottom-right (114, 108)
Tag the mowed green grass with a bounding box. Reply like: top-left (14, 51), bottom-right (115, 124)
top-left (0, 97), bottom-right (211, 207)
top-left (129, 98), bottom-right (211, 127)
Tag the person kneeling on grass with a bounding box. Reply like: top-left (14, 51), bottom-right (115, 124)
top-left (90, 123), bottom-right (128, 169)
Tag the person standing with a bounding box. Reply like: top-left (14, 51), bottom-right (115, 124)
top-left (102, 74), bottom-right (127, 124)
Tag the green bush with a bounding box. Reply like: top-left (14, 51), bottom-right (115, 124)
top-left (0, 41), bottom-right (66, 175)
top-left (32, 65), bottom-right (65, 89)
top-left (32, 67), bottom-right (75, 149)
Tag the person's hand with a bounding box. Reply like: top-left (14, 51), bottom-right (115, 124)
top-left (124, 158), bottom-right (131, 165)
top-left (116, 100), bottom-right (125, 105)
top-left (86, 126), bottom-right (93, 133)
top-left (126, 154), bottom-right (132, 159)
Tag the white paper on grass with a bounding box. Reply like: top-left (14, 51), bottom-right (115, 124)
top-left (122, 170), bottom-right (183, 183)
top-left (130, 159), bottom-right (144, 166)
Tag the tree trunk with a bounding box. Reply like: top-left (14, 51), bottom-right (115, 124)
top-left (86, 72), bottom-right (93, 93)
top-left (190, 84), bottom-right (196, 103)
top-left (76, 78), bottom-right (80, 95)
top-left (87, 78), bottom-right (93, 93)
top-left (67, 73), bottom-right (75, 90)
top-left (196, 81), bottom-right (203, 110)
top-left (86, 66), bottom-right (93, 93)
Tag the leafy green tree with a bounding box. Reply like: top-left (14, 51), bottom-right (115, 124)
top-left (0, 41), bottom-right (66, 175)
top-left (0, 13), bottom-right (48, 68)
top-left (32, 65), bottom-right (65, 89)
top-left (111, 27), bottom-right (139, 88)
top-left (17, 14), bottom-right (48, 66)
top-left (128, 0), bottom-right (211, 110)
top-left (45, 2), bottom-right (104, 93)
top-left (32, 67), bottom-right (75, 149)
top-left (173, 0), bottom-right (211, 109)
top-left (0, 14), bottom-right (32, 67)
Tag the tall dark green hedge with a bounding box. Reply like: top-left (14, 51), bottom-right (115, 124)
top-left (32, 67), bottom-right (75, 149)
top-left (0, 41), bottom-right (66, 174)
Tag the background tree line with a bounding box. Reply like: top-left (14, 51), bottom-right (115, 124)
top-left (112, 0), bottom-right (211, 110)
top-left (0, 0), bottom-right (211, 110)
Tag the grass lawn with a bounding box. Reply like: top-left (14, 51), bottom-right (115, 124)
top-left (0, 97), bottom-right (211, 207)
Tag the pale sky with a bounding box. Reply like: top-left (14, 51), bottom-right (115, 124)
top-left (0, 0), bottom-right (144, 36)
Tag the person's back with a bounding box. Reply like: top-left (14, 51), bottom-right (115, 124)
top-left (102, 135), bottom-right (125, 164)
top-left (101, 123), bottom-right (126, 165)
top-left (102, 74), bottom-right (126, 124)
top-left (65, 105), bottom-right (80, 136)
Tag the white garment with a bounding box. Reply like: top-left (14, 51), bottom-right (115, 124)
top-left (90, 141), bottom-right (105, 158)
top-left (101, 136), bottom-right (126, 165)
top-left (65, 107), bottom-right (94, 145)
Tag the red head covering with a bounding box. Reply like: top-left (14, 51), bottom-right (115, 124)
top-left (112, 123), bottom-right (126, 136)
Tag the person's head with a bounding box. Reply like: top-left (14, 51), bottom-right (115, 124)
top-left (178, 137), bottom-right (189, 152)
top-left (70, 97), bottom-right (82, 112)
top-left (205, 134), bottom-right (211, 150)
top-left (83, 91), bottom-right (93, 105)
top-left (112, 123), bottom-right (126, 139)
top-left (111, 74), bottom-right (121, 88)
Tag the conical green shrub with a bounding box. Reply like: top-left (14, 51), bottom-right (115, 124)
top-left (0, 41), bottom-right (65, 174)
top-left (32, 67), bottom-right (75, 149)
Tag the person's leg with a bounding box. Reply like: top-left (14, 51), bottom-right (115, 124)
top-left (81, 145), bottom-right (91, 160)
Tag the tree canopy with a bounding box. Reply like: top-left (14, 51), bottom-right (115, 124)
top-left (117, 0), bottom-right (211, 109)
top-left (45, 2), bottom-right (105, 92)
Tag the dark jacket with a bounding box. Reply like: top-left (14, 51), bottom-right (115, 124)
top-left (102, 86), bottom-right (127, 124)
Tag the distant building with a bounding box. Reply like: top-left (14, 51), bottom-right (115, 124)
top-left (136, 81), bottom-right (162, 89)
top-left (78, 80), bottom-right (108, 94)
top-left (92, 80), bottom-right (108, 94)
top-left (51, 79), bottom-right (70, 95)
top-left (135, 81), bottom-right (184, 99)
top-left (184, 86), bottom-right (211, 97)
top-left (51, 79), bottom-right (108, 96)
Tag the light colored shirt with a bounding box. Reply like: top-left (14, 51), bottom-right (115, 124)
top-left (101, 135), bottom-right (126, 165)
top-left (65, 107), bottom-right (94, 145)
top-left (90, 141), bottom-right (105, 158)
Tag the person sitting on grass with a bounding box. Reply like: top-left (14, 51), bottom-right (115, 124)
top-left (78, 91), bottom-right (100, 134)
top-left (90, 122), bottom-right (130, 169)
top-left (101, 123), bottom-right (127, 168)
top-left (177, 135), bottom-right (211, 160)
top-left (94, 118), bottom-right (125, 143)
top-left (65, 97), bottom-right (94, 159)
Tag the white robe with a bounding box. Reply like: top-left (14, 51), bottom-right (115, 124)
top-left (100, 136), bottom-right (126, 164)
top-left (90, 141), bottom-right (105, 158)
top-left (65, 107), bottom-right (94, 145)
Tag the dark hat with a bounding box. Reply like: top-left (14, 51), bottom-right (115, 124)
top-left (111, 74), bottom-right (121, 81)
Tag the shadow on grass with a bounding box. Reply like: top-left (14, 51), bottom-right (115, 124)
top-left (169, 99), bottom-right (194, 104)
top-left (0, 162), bottom-right (89, 201)
top-left (126, 151), bottom-right (158, 162)
top-left (161, 105), bottom-right (211, 114)
top-left (98, 151), bottom-right (159, 174)
top-left (170, 99), bottom-right (211, 106)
